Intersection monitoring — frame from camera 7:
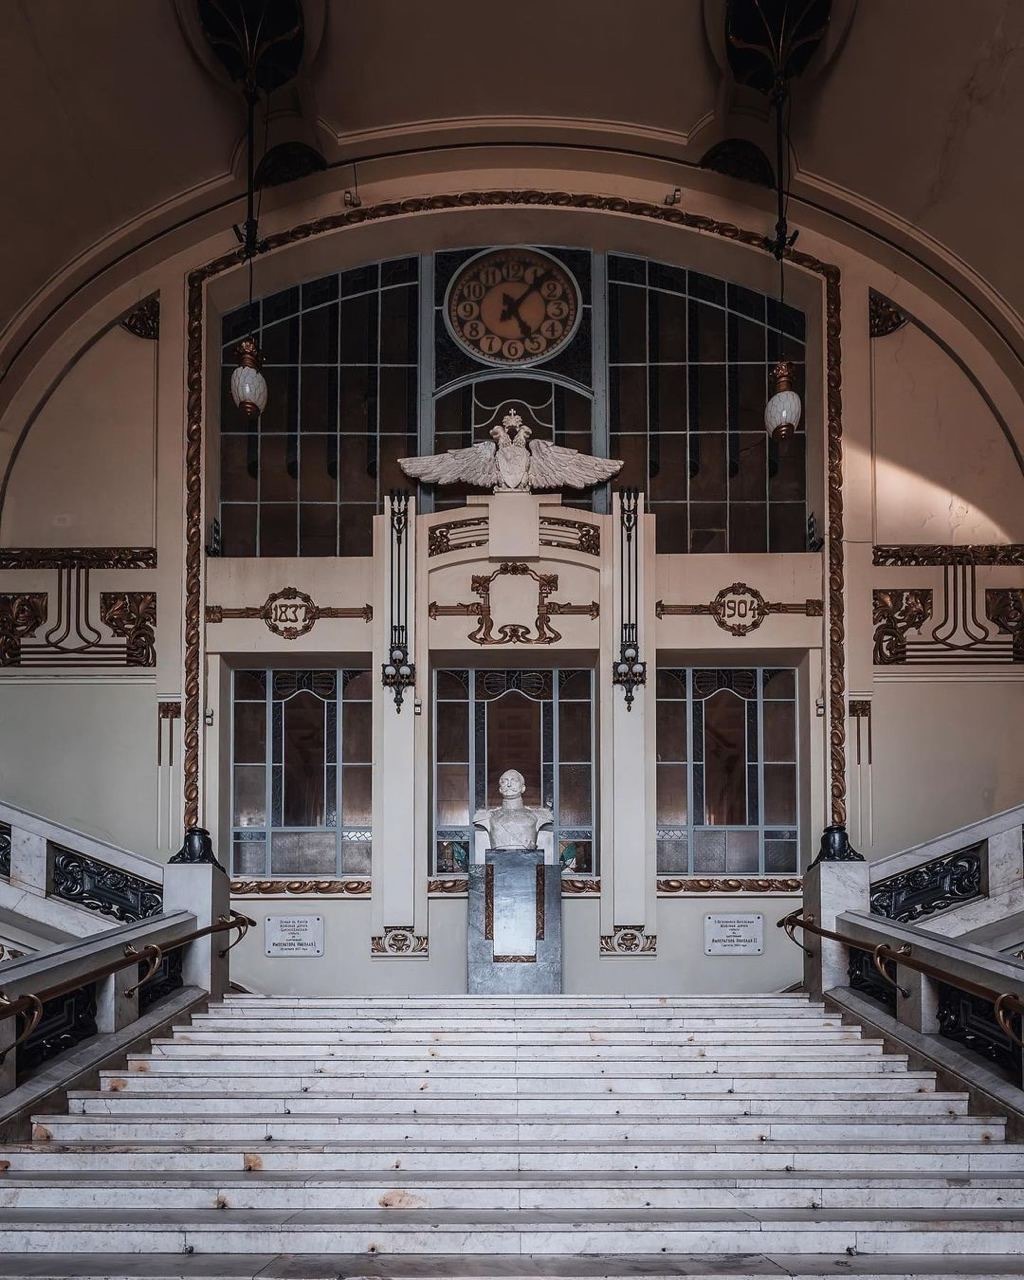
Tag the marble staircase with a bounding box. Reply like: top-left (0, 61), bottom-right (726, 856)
top-left (1, 994), bottom-right (1024, 1278)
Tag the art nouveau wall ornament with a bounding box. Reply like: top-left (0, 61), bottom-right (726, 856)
top-left (370, 925), bottom-right (428, 956)
top-left (119, 293), bottom-right (160, 341)
top-left (381, 491), bottom-right (415, 711)
top-left (0, 594), bottom-right (47, 666)
top-left (611, 489), bottom-right (646, 710)
top-left (656, 877), bottom-right (802, 895)
top-left (0, 548), bottom-right (157, 570)
top-left (871, 588), bottom-right (934, 664)
top-left (539, 516), bottom-right (600, 556)
top-left (872, 572), bottom-right (1024, 666)
top-left (427, 517), bottom-right (488, 557)
top-left (205, 586), bottom-right (371, 638)
top-left (231, 879), bottom-right (371, 897)
top-left (868, 290), bottom-right (908, 338)
top-left (656, 582), bottom-right (823, 636)
top-left (986, 589), bottom-right (1024, 661)
top-left (99, 592), bottom-right (157, 666)
top-left (873, 545), bottom-right (1024, 567)
top-left (848, 699), bottom-right (873, 767)
top-left (400, 407), bottom-right (623, 493)
top-left (429, 562), bottom-right (598, 646)
top-left (182, 189), bottom-right (849, 838)
top-left (600, 925), bottom-right (657, 955)
top-left (0, 583), bottom-right (155, 669)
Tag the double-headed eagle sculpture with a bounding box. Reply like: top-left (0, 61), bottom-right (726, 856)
top-left (399, 408), bottom-right (623, 493)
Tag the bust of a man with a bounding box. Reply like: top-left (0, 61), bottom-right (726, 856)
top-left (474, 768), bottom-right (553, 851)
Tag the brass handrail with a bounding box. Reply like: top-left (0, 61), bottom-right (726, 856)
top-left (778, 909), bottom-right (1024, 1047)
top-left (0, 910), bottom-right (256, 1044)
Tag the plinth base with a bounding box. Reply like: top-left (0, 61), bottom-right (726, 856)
top-left (467, 848), bottom-right (562, 994)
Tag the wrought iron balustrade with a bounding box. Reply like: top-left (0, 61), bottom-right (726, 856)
top-left (50, 845), bottom-right (163, 923)
top-left (870, 842), bottom-right (984, 923)
top-left (0, 822), bottom-right (9, 878)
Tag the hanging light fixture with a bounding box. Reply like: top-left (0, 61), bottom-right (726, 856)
top-left (198, 2), bottom-right (306, 421)
top-left (725, 1), bottom-right (831, 441)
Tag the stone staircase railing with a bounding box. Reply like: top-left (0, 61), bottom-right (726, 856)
top-left (0, 801), bottom-right (166, 950)
top-left (868, 802), bottom-right (1024, 935)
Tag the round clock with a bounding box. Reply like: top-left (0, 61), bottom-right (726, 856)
top-left (444, 247), bottom-right (581, 367)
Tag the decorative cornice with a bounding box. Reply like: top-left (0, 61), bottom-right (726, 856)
top-left (119, 293), bottom-right (160, 341)
top-left (873, 544), bottom-right (1024, 567)
top-left (231, 878), bottom-right (371, 896)
top-left (657, 877), bottom-right (802, 895)
top-left (181, 189), bottom-right (847, 830)
top-left (0, 547), bottom-right (157, 570)
top-left (868, 289), bottom-right (908, 339)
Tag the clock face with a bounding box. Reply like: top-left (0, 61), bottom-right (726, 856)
top-left (445, 247), bottom-right (581, 367)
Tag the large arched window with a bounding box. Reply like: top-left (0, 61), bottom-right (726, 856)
top-left (218, 248), bottom-right (806, 556)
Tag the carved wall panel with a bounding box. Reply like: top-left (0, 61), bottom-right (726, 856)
top-left (871, 589), bottom-right (933, 664)
top-left (205, 587), bottom-right (371, 638)
top-left (429, 561), bottom-right (598, 645)
top-left (371, 925), bottom-right (429, 956)
top-left (600, 925), bottom-right (657, 955)
top-left (0, 594), bottom-right (47, 666)
top-left (657, 582), bottom-right (823, 637)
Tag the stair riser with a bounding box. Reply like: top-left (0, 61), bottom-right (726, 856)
top-left (124, 1056), bottom-right (910, 1074)
top-left (165, 1032), bottom-right (867, 1045)
top-left (189, 1018), bottom-right (846, 1031)
top-left (144, 1045), bottom-right (888, 1060)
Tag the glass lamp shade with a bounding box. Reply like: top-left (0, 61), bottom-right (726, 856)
top-left (764, 360), bottom-right (801, 440)
top-left (230, 337), bottom-right (268, 418)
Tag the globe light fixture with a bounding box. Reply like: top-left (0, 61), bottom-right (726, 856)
top-left (764, 360), bottom-right (801, 440)
top-left (230, 336), bottom-right (268, 418)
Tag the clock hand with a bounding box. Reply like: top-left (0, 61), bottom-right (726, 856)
top-left (500, 291), bottom-right (532, 339)
top-left (500, 270), bottom-right (554, 324)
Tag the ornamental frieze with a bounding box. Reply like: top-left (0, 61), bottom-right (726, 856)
top-left (600, 925), bottom-right (657, 956)
top-left (371, 925), bottom-right (429, 957)
top-left (205, 587), bottom-right (372, 638)
top-left (656, 582), bottom-right (823, 637)
top-left (429, 561), bottom-right (598, 646)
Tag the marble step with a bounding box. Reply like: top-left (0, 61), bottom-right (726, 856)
top-left (189, 1017), bottom-right (849, 1032)
top-left (164, 1030), bottom-right (866, 1044)
top-left (218, 995), bottom-right (820, 1006)
top-left (123, 1053), bottom-right (913, 1075)
top-left (65, 1092), bottom-right (972, 1118)
top-left (143, 1042), bottom-right (892, 1061)
top-left (99, 1071), bottom-right (941, 1095)
top-left (6, 1140), bottom-right (1022, 1173)
top-left (30, 1114), bottom-right (1006, 1144)
top-left (6, 1170), bottom-right (1024, 1211)
top-left (6, 1206), bottom-right (1024, 1255)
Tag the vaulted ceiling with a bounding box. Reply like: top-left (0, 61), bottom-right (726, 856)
top-left (2, 0), bottom-right (1022, 375)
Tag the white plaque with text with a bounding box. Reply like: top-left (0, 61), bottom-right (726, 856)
top-left (265, 915), bottom-right (324, 957)
top-left (703, 912), bottom-right (763, 956)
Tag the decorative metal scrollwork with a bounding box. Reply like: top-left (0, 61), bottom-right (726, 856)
top-left (937, 982), bottom-right (1022, 1082)
top-left (612, 489), bottom-right (646, 710)
top-left (872, 589), bottom-right (933, 664)
top-left (50, 847), bottom-right (163, 923)
top-left (382, 491), bottom-right (415, 711)
top-left (15, 984), bottom-right (97, 1078)
top-left (847, 945), bottom-right (897, 1011)
top-left (0, 823), bottom-right (10, 878)
top-left (870, 843), bottom-right (984, 923)
top-left (138, 949), bottom-right (184, 1014)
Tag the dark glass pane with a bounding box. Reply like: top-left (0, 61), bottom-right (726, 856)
top-left (486, 691), bottom-right (542, 807)
top-left (558, 764), bottom-right (591, 827)
top-left (766, 839), bottom-right (799, 873)
top-left (299, 366), bottom-right (338, 434)
top-left (656, 699), bottom-right (686, 762)
top-left (657, 838), bottom-right (688, 873)
top-left (261, 315), bottom-right (299, 364)
top-left (301, 304), bottom-right (338, 364)
top-left (650, 365), bottom-right (687, 434)
top-left (609, 433), bottom-right (647, 489)
top-left (299, 504), bottom-right (337, 557)
top-left (650, 289), bottom-right (687, 361)
top-left (763, 668), bottom-right (795, 699)
top-left (648, 261), bottom-right (686, 294)
top-left (234, 702), bottom-right (266, 764)
top-left (608, 254), bottom-right (645, 284)
top-left (381, 257), bottom-right (417, 287)
top-left (770, 436), bottom-right (806, 501)
top-left (764, 700), bottom-right (796, 762)
top-left (735, 364), bottom-right (766, 428)
top-left (729, 503), bottom-right (767, 553)
top-left (234, 670), bottom-right (266, 699)
top-left (769, 502), bottom-right (806, 552)
top-left (338, 506), bottom-right (374, 555)
top-left (233, 765), bottom-right (265, 827)
top-left (695, 364), bottom-right (726, 431)
top-left (689, 433), bottom-right (726, 501)
top-left (731, 432), bottom-right (767, 502)
top-left (435, 670), bottom-right (469, 700)
top-left (558, 670), bottom-right (591, 700)
top-left (733, 314), bottom-right (766, 362)
top-left (343, 669), bottom-right (373, 700)
top-left (610, 366), bottom-right (647, 434)
top-left (271, 832), bottom-right (335, 875)
top-left (259, 367), bottom-right (298, 434)
top-left (342, 765), bottom-right (372, 827)
top-left (702, 688), bottom-right (747, 825)
top-left (693, 302), bottom-right (726, 362)
top-left (379, 366), bottom-right (415, 434)
top-left (342, 702), bottom-right (372, 763)
top-left (340, 293), bottom-right (378, 363)
top-left (342, 263), bottom-right (379, 296)
top-left (656, 668), bottom-right (686, 699)
top-left (232, 838), bottom-right (266, 876)
top-left (693, 828), bottom-right (726, 873)
top-left (262, 285), bottom-right (299, 324)
top-left (299, 434), bottom-right (337, 504)
top-left (648, 433), bottom-right (687, 503)
top-left (435, 840), bottom-right (469, 874)
top-left (282, 691), bottom-right (326, 827)
top-left (652, 503), bottom-right (687, 552)
top-left (562, 840), bottom-right (592, 874)
top-left (436, 763), bottom-right (469, 827)
top-left (609, 283), bottom-right (646, 364)
top-left (259, 504), bottom-right (297, 557)
top-left (689, 503), bottom-right (727, 553)
top-left (336, 434), bottom-right (377, 503)
top-left (765, 764), bottom-right (797, 824)
top-left (221, 434), bottom-right (258, 501)
top-left (436, 701), bottom-right (469, 763)
top-left (259, 435), bottom-right (297, 502)
top-left (558, 701), bottom-right (590, 763)
top-left (380, 285), bottom-right (417, 364)
top-left (725, 829), bottom-right (759, 873)
top-left (220, 504), bottom-right (257, 556)
top-left (380, 433), bottom-right (418, 495)
top-left (302, 275), bottom-right (339, 309)
top-left (339, 365), bottom-right (375, 434)
top-left (342, 840), bottom-right (372, 874)
top-left (656, 763), bottom-right (687, 825)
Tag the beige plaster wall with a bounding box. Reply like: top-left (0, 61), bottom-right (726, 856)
top-left (0, 679), bottom-right (157, 855)
top-left (1, 325), bottom-right (157, 548)
top-left (872, 323), bottom-right (1024, 544)
top-left (228, 894), bottom-right (801, 996)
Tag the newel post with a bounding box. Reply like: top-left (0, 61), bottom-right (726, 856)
top-left (803, 825), bottom-right (870, 998)
top-left (164, 827), bottom-right (231, 1001)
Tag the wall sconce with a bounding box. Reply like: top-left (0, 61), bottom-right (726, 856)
top-left (381, 491), bottom-right (415, 712)
top-left (612, 488), bottom-right (646, 711)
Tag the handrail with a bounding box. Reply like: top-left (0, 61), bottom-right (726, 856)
top-left (0, 911), bottom-right (255, 1060)
top-left (778, 909), bottom-right (1024, 1048)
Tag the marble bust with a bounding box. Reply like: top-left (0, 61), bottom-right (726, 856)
top-left (474, 769), bottom-right (553, 851)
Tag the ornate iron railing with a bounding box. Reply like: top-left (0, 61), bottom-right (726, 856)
top-left (870, 841), bottom-right (984, 923)
top-left (50, 845), bottom-right (163, 923)
top-left (0, 822), bottom-right (10, 878)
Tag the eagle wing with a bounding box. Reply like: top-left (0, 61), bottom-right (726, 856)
top-left (526, 439), bottom-right (625, 491)
top-left (399, 440), bottom-right (498, 488)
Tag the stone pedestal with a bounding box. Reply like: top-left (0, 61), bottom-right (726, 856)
top-left (803, 858), bottom-right (870, 998)
top-left (468, 849), bottom-right (561, 994)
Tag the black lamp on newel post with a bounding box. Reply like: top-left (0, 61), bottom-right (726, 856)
top-left (810, 823), bottom-right (864, 867)
top-left (169, 826), bottom-right (223, 868)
